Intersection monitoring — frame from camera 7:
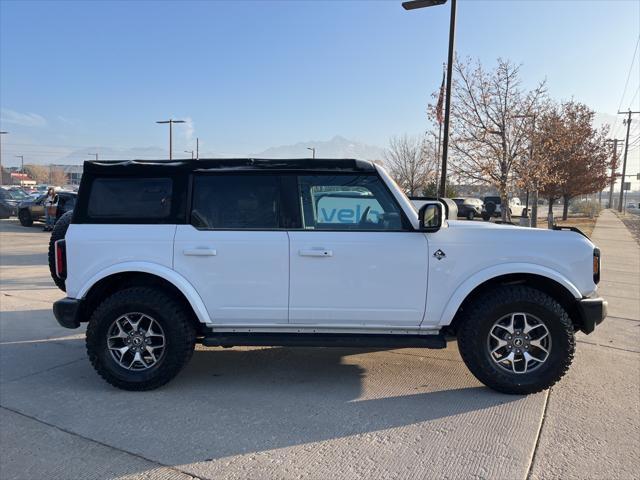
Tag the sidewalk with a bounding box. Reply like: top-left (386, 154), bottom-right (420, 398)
top-left (529, 209), bottom-right (640, 479)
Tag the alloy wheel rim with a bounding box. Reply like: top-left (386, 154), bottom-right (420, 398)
top-left (107, 313), bottom-right (166, 371)
top-left (487, 312), bottom-right (551, 374)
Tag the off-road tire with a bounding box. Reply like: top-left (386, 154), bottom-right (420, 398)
top-left (48, 210), bottom-right (73, 291)
top-left (18, 209), bottom-right (33, 227)
top-left (86, 287), bottom-right (196, 391)
top-left (457, 285), bottom-right (575, 395)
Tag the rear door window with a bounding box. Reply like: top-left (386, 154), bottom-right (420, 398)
top-left (191, 174), bottom-right (280, 229)
top-left (88, 178), bottom-right (172, 219)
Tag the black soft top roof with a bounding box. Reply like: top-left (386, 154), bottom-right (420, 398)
top-left (82, 158), bottom-right (376, 175)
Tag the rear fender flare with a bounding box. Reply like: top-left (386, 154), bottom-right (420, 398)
top-left (76, 262), bottom-right (212, 324)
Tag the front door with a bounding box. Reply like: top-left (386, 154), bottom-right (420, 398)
top-left (288, 173), bottom-right (429, 326)
top-left (174, 174), bottom-right (289, 324)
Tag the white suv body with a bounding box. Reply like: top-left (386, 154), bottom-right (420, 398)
top-left (52, 159), bottom-right (606, 393)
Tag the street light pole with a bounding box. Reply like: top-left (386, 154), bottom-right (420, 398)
top-left (402, 0), bottom-right (457, 198)
top-left (196, 137), bottom-right (199, 160)
top-left (88, 153), bottom-right (98, 161)
top-left (16, 155), bottom-right (24, 173)
top-left (156, 119), bottom-right (186, 161)
top-left (0, 131), bottom-right (7, 183)
top-left (307, 147), bottom-right (316, 159)
top-left (184, 150), bottom-right (194, 159)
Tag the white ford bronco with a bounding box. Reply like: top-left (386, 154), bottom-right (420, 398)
top-left (51, 159), bottom-right (606, 394)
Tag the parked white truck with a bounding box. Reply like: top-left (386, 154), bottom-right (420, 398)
top-left (50, 159), bottom-right (606, 394)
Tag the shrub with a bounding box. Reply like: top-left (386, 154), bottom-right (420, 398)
top-left (569, 200), bottom-right (602, 218)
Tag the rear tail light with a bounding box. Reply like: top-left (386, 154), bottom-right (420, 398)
top-left (55, 239), bottom-right (67, 280)
top-left (593, 248), bottom-right (600, 285)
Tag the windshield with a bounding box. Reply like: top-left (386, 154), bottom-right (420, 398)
top-left (8, 189), bottom-right (29, 200)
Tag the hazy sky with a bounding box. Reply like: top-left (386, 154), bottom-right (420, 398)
top-left (1, 0), bottom-right (639, 177)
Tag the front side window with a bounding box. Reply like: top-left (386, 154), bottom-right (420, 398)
top-left (298, 174), bottom-right (405, 231)
top-left (88, 178), bottom-right (172, 219)
top-left (191, 174), bottom-right (280, 229)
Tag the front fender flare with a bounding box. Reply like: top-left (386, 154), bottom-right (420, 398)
top-left (76, 261), bottom-right (212, 324)
top-left (435, 263), bottom-right (582, 326)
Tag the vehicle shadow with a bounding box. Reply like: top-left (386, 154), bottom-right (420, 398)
top-left (0, 314), bottom-right (523, 470)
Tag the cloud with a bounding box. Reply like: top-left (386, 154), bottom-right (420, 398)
top-left (57, 115), bottom-right (76, 125)
top-left (0, 108), bottom-right (47, 127)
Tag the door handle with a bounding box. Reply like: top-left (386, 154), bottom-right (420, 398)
top-left (299, 248), bottom-right (333, 257)
top-left (183, 248), bottom-right (217, 256)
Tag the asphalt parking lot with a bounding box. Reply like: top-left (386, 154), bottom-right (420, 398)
top-left (1, 212), bottom-right (638, 480)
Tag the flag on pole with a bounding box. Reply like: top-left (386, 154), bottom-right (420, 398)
top-left (435, 65), bottom-right (446, 125)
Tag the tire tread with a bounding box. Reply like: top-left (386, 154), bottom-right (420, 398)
top-left (86, 287), bottom-right (196, 391)
top-left (457, 285), bottom-right (575, 395)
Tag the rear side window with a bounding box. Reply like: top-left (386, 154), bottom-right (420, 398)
top-left (88, 178), bottom-right (172, 219)
top-left (191, 175), bottom-right (280, 229)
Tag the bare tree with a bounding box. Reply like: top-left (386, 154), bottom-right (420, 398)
top-left (384, 135), bottom-right (437, 197)
top-left (23, 164), bottom-right (49, 184)
top-left (49, 167), bottom-right (68, 186)
top-left (443, 58), bottom-right (547, 222)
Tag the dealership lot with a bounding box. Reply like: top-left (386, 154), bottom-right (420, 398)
top-left (1, 213), bottom-right (638, 480)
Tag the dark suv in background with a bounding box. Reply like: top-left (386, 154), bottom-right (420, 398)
top-left (452, 197), bottom-right (484, 220)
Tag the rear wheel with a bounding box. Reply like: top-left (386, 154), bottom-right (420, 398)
top-left (48, 210), bottom-right (73, 291)
top-left (18, 209), bottom-right (33, 227)
top-left (457, 285), bottom-right (575, 394)
top-left (466, 210), bottom-right (475, 220)
top-left (86, 287), bottom-right (196, 391)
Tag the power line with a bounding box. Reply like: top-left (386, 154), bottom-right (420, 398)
top-left (612, 35), bottom-right (640, 138)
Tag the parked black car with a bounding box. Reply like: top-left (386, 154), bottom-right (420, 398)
top-left (452, 197), bottom-right (484, 220)
top-left (17, 191), bottom-right (77, 227)
top-left (0, 188), bottom-right (30, 218)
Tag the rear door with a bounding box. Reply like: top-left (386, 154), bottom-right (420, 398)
top-left (173, 173), bottom-right (290, 324)
top-left (288, 173), bottom-right (429, 327)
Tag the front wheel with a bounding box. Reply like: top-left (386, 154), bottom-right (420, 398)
top-left (457, 285), bottom-right (575, 394)
top-left (18, 209), bottom-right (33, 227)
top-left (86, 287), bottom-right (196, 391)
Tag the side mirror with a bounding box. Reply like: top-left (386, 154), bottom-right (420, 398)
top-left (419, 203), bottom-right (444, 232)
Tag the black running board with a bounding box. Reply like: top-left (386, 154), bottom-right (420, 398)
top-left (201, 333), bottom-right (447, 349)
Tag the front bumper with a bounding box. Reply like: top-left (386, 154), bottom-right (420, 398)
top-left (576, 297), bottom-right (607, 334)
top-left (53, 297), bottom-right (83, 329)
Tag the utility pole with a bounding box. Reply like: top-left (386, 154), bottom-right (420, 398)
top-left (605, 139), bottom-right (622, 209)
top-left (156, 119), bottom-right (186, 161)
top-left (196, 137), bottom-right (199, 160)
top-left (0, 131), bottom-right (7, 184)
top-left (617, 110), bottom-right (639, 212)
